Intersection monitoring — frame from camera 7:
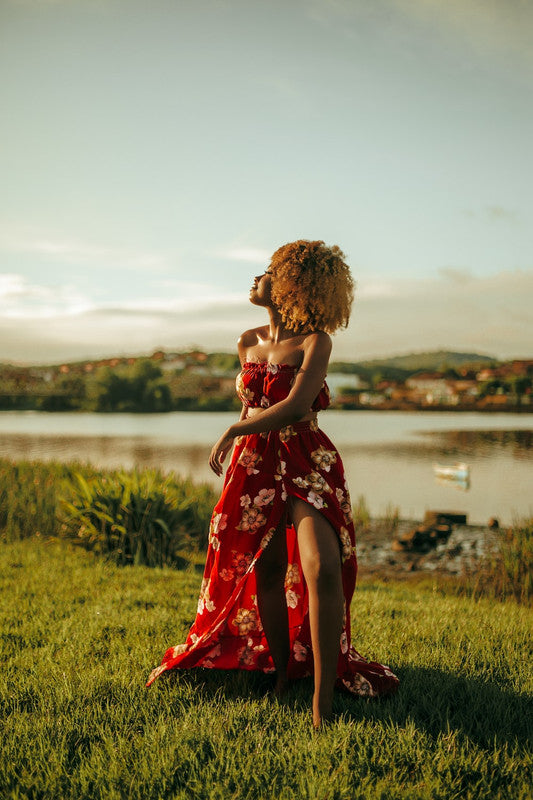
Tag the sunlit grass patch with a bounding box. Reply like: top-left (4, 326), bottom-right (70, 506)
top-left (1, 540), bottom-right (531, 800)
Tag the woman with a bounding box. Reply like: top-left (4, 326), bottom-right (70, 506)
top-left (147, 240), bottom-right (399, 727)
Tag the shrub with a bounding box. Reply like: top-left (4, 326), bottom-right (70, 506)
top-left (462, 517), bottom-right (532, 605)
top-left (491, 518), bottom-right (532, 604)
top-left (0, 459), bottom-right (217, 567)
top-left (352, 494), bottom-right (371, 531)
top-left (60, 468), bottom-right (216, 568)
top-left (0, 460), bottom-right (71, 541)
top-left (377, 502), bottom-right (400, 537)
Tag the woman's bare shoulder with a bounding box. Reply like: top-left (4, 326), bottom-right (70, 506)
top-left (237, 326), bottom-right (268, 348)
top-left (237, 326), bottom-right (269, 362)
top-left (302, 330), bottom-right (332, 358)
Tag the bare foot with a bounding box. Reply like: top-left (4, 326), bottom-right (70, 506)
top-left (312, 691), bottom-right (334, 729)
top-left (312, 711), bottom-right (334, 730)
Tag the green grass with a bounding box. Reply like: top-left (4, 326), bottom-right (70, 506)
top-left (1, 539), bottom-right (531, 800)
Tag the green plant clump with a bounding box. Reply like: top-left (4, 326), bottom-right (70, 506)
top-left (0, 459), bottom-right (74, 541)
top-left (0, 459), bottom-right (216, 568)
top-left (60, 468), bottom-right (215, 568)
top-left (467, 518), bottom-right (533, 605)
top-left (352, 494), bottom-right (371, 530)
top-left (499, 519), bottom-right (533, 602)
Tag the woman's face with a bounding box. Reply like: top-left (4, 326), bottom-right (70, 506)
top-left (249, 268), bottom-right (273, 307)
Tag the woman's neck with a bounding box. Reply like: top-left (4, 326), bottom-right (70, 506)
top-left (266, 307), bottom-right (295, 344)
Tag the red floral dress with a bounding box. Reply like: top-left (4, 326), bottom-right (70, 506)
top-left (147, 362), bottom-right (399, 696)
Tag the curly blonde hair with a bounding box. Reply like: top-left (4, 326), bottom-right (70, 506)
top-left (269, 240), bottom-right (354, 333)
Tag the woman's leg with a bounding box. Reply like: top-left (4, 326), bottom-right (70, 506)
top-left (290, 497), bottom-right (344, 728)
top-left (255, 519), bottom-right (290, 693)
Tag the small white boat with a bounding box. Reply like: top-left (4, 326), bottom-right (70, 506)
top-left (433, 462), bottom-right (470, 481)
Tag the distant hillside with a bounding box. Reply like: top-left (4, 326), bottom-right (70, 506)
top-left (5, 348), bottom-right (498, 376)
top-left (330, 350), bottom-right (498, 379)
top-left (358, 350), bottom-right (497, 371)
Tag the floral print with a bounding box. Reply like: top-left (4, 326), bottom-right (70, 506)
top-left (279, 425), bottom-right (297, 442)
top-left (219, 551), bottom-right (253, 582)
top-left (260, 527), bottom-right (276, 550)
top-left (285, 563), bottom-right (301, 587)
top-left (285, 562), bottom-right (302, 609)
top-left (197, 580), bottom-right (216, 614)
top-left (311, 445), bottom-right (337, 472)
top-left (275, 460), bottom-right (287, 480)
top-left (235, 372), bottom-right (255, 405)
top-left (292, 471), bottom-right (332, 495)
top-left (238, 448), bottom-right (261, 475)
top-left (254, 488), bottom-right (275, 507)
top-left (286, 589), bottom-right (300, 609)
top-left (342, 674), bottom-right (374, 697)
top-left (293, 640), bottom-right (308, 662)
top-left (211, 513), bottom-right (228, 534)
top-left (235, 360), bottom-right (329, 412)
top-left (336, 488), bottom-right (353, 525)
top-left (339, 526), bottom-right (354, 563)
top-left (232, 607), bottom-right (260, 636)
top-left (232, 550), bottom-right (253, 576)
top-left (146, 367), bottom-right (399, 699)
top-left (237, 505), bottom-right (267, 532)
top-left (307, 490), bottom-right (326, 509)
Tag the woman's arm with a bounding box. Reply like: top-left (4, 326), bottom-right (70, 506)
top-left (209, 332), bottom-right (331, 476)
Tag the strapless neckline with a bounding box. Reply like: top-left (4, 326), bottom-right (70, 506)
top-left (242, 361), bottom-right (299, 370)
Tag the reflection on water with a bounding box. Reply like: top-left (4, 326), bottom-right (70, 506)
top-left (353, 429), bottom-right (533, 460)
top-left (434, 476), bottom-right (470, 492)
top-left (0, 434), bottom-right (210, 477)
top-left (0, 412), bottom-right (531, 526)
top-left (420, 428), bottom-right (533, 458)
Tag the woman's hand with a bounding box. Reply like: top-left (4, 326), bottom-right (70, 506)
top-left (209, 429), bottom-right (235, 477)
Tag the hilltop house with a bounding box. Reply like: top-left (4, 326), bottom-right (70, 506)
top-left (405, 372), bottom-right (455, 405)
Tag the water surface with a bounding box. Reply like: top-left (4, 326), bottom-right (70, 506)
top-left (1, 410), bottom-right (531, 525)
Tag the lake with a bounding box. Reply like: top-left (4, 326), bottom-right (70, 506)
top-left (0, 410), bottom-right (532, 525)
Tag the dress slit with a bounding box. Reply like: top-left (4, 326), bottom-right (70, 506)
top-left (146, 420), bottom-right (399, 697)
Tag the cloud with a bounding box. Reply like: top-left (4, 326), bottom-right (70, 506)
top-left (216, 247), bottom-right (272, 264)
top-left (306, 0), bottom-right (533, 66)
top-left (355, 281), bottom-right (397, 299)
top-left (486, 206), bottom-right (519, 222)
top-left (0, 272), bottom-right (248, 321)
top-left (0, 274), bottom-right (90, 317)
top-left (345, 268), bottom-right (533, 360)
top-left (463, 206), bottom-right (519, 223)
top-left (437, 267), bottom-right (473, 284)
top-left (0, 274), bottom-right (45, 299)
top-left (2, 268), bottom-right (532, 364)
top-left (0, 300), bottom-right (260, 364)
top-left (392, 0), bottom-right (533, 65)
top-left (0, 233), bottom-right (171, 272)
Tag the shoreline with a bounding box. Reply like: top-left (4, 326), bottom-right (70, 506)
top-left (355, 516), bottom-right (500, 579)
top-left (0, 404), bottom-right (532, 415)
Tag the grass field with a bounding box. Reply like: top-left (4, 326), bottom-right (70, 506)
top-left (1, 538), bottom-right (532, 800)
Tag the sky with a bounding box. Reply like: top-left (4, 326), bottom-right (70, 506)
top-left (1, 0), bottom-right (532, 365)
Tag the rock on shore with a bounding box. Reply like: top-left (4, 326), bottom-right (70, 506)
top-left (356, 514), bottom-right (500, 577)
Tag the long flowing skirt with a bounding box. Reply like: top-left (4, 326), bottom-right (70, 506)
top-left (147, 419), bottom-right (399, 697)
